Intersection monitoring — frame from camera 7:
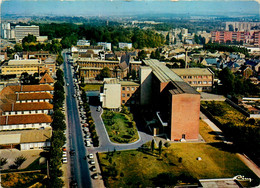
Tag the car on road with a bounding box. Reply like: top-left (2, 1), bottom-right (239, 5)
top-left (70, 150), bottom-right (75, 156)
top-left (66, 83), bottom-right (69, 86)
top-left (96, 106), bottom-right (101, 112)
top-left (70, 180), bottom-right (78, 188)
top-left (89, 159), bottom-right (95, 165)
top-left (88, 153), bottom-right (94, 159)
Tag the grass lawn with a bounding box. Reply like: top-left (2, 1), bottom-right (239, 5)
top-left (199, 119), bottom-right (222, 143)
top-left (201, 101), bottom-right (251, 127)
top-left (99, 143), bottom-right (259, 187)
top-left (102, 110), bottom-right (139, 143)
top-left (82, 84), bottom-right (102, 91)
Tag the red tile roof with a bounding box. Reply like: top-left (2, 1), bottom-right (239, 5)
top-left (0, 114), bottom-right (52, 125)
top-left (9, 85), bottom-right (54, 92)
top-left (39, 73), bottom-right (55, 84)
top-left (1, 102), bottom-right (53, 112)
top-left (17, 92), bottom-right (53, 100)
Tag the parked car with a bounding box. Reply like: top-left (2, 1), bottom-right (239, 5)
top-left (89, 159), bottom-right (95, 165)
top-left (62, 151), bottom-right (67, 157)
top-left (88, 153), bottom-right (94, 159)
top-left (92, 173), bottom-right (98, 179)
top-left (86, 141), bottom-right (91, 147)
top-left (62, 157), bottom-right (67, 164)
top-left (91, 166), bottom-right (96, 172)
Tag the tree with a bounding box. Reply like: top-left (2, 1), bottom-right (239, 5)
top-left (22, 34), bottom-right (37, 44)
top-left (138, 50), bottom-right (147, 60)
top-left (131, 69), bottom-right (137, 80)
top-left (97, 67), bottom-right (111, 80)
top-left (14, 43), bottom-right (23, 52)
top-left (164, 142), bottom-right (171, 149)
top-left (0, 157), bottom-right (7, 167)
top-left (56, 53), bottom-right (64, 66)
top-left (218, 67), bottom-right (235, 95)
top-left (151, 139), bottom-right (155, 154)
top-left (158, 140), bottom-right (162, 157)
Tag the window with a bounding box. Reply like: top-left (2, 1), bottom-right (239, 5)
top-left (127, 87), bottom-right (130, 91)
top-left (122, 93), bottom-right (125, 97)
top-left (122, 100), bottom-right (125, 103)
top-left (183, 76), bottom-right (186, 79)
top-left (122, 87), bottom-right (125, 91)
top-left (193, 81), bottom-right (197, 84)
top-left (188, 76), bottom-right (192, 79)
top-left (208, 81), bottom-right (212, 84)
top-left (198, 81), bottom-right (202, 84)
top-left (203, 81), bottom-right (207, 84)
top-left (127, 94), bottom-right (130, 97)
top-left (131, 87), bottom-right (135, 91)
top-left (198, 76), bottom-right (202, 78)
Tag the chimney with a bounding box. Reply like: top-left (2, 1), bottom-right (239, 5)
top-left (6, 116), bottom-right (8, 125)
top-left (185, 48), bottom-right (188, 68)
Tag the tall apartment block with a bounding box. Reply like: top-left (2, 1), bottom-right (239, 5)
top-left (1, 23), bottom-right (11, 39)
top-left (15, 25), bottom-right (40, 42)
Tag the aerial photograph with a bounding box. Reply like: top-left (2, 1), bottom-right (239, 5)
top-left (0, 0), bottom-right (259, 187)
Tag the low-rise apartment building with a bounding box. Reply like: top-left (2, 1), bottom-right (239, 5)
top-left (171, 68), bottom-right (214, 92)
top-left (100, 78), bottom-right (140, 110)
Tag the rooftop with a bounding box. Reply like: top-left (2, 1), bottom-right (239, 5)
top-left (0, 129), bottom-right (52, 144)
top-left (120, 81), bottom-right (140, 86)
top-left (171, 68), bottom-right (214, 76)
top-left (0, 114), bottom-right (52, 125)
top-left (39, 73), bottom-right (55, 84)
top-left (0, 102), bottom-right (53, 112)
top-left (143, 59), bottom-right (199, 95)
top-left (9, 85), bottom-right (54, 93)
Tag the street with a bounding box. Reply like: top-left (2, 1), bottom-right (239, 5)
top-left (63, 51), bottom-right (92, 188)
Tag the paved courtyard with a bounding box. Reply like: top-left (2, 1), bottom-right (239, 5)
top-left (0, 149), bottom-right (43, 170)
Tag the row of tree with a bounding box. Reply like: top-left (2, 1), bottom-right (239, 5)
top-left (218, 67), bottom-right (259, 96)
top-left (203, 43), bottom-right (249, 57)
top-left (38, 23), bottom-right (165, 49)
top-left (13, 34), bottom-right (62, 54)
top-left (46, 68), bottom-right (66, 187)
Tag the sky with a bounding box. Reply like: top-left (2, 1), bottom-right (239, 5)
top-left (1, 0), bottom-right (259, 17)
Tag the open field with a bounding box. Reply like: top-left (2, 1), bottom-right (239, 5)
top-left (102, 110), bottom-right (139, 143)
top-left (99, 143), bottom-right (259, 187)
